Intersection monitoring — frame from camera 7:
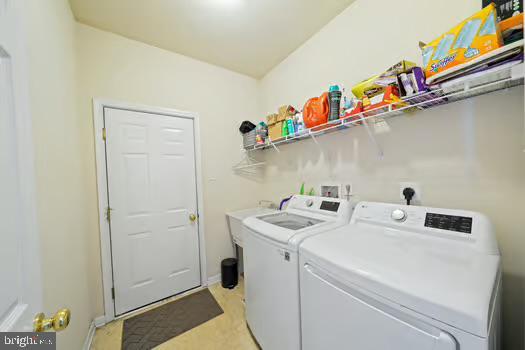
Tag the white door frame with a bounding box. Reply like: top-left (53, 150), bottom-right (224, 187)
top-left (92, 99), bottom-right (207, 323)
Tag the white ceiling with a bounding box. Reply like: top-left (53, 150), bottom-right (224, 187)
top-left (69, 0), bottom-right (355, 78)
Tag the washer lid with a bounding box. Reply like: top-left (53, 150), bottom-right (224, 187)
top-left (300, 224), bottom-right (501, 337)
top-left (243, 195), bottom-right (353, 245)
top-left (244, 213), bottom-right (331, 245)
top-left (258, 212), bottom-right (324, 230)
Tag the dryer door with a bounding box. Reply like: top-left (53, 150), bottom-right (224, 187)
top-left (300, 263), bottom-right (458, 350)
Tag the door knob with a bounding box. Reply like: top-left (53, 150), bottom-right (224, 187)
top-left (33, 308), bottom-right (71, 332)
top-left (189, 213), bottom-right (197, 222)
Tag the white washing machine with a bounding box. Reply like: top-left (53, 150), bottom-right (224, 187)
top-left (243, 195), bottom-right (352, 350)
top-left (299, 201), bottom-right (501, 350)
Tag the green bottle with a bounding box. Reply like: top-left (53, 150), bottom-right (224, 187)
top-left (282, 121), bottom-right (288, 137)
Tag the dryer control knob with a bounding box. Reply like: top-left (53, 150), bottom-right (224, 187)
top-left (305, 199), bottom-right (314, 207)
top-left (391, 209), bottom-right (407, 222)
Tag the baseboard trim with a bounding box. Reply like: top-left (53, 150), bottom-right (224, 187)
top-left (82, 321), bottom-right (96, 350)
top-left (93, 316), bottom-right (106, 328)
top-left (207, 274), bottom-right (221, 286)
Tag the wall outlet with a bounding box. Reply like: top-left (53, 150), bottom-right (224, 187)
top-left (319, 183), bottom-right (342, 199)
top-left (399, 182), bottom-right (421, 203)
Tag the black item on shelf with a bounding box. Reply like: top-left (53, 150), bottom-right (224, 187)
top-left (483, 0), bottom-right (522, 22)
top-left (328, 90), bottom-right (342, 121)
top-left (221, 258), bottom-right (238, 289)
top-left (239, 121), bottom-right (256, 134)
top-left (503, 28), bottom-right (524, 45)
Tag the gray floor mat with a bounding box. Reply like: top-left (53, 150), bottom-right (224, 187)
top-left (122, 288), bottom-right (224, 350)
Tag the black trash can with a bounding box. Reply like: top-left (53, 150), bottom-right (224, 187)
top-left (221, 258), bottom-right (238, 289)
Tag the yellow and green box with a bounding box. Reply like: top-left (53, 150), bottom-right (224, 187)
top-left (421, 4), bottom-right (503, 78)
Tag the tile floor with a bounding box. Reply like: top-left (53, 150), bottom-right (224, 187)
top-left (91, 278), bottom-right (259, 349)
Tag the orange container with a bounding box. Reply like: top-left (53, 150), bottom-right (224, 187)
top-left (303, 92), bottom-right (329, 129)
top-left (363, 86), bottom-right (406, 117)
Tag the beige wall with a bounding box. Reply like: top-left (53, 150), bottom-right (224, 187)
top-left (257, 0), bottom-right (525, 348)
top-left (75, 24), bottom-right (262, 317)
top-left (23, 0), bottom-right (95, 349)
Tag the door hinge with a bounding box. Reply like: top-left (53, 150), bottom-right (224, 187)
top-left (111, 287), bottom-right (115, 300)
top-left (102, 128), bottom-right (107, 141)
top-left (106, 207), bottom-right (112, 222)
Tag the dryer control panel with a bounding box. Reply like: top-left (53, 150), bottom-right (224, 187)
top-left (351, 202), bottom-right (499, 254)
top-left (424, 212), bottom-right (473, 234)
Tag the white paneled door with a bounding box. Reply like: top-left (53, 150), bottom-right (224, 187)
top-left (105, 108), bottom-right (201, 315)
top-left (0, 1), bottom-right (44, 332)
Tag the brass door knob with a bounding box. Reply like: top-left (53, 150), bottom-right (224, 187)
top-left (189, 213), bottom-right (197, 222)
top-left (34, 308), bottom-right (71, 332)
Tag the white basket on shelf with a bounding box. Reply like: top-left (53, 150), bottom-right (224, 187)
top-left (243, 129), bottom-right (256, 149)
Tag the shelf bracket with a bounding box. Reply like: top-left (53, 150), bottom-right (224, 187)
top-left (360, 115), bottom-right (384, 159)
top-left (269, 140), bottom-right (280, 153)
top-left (309, 131), bottom-right (319, 145)
top-left (232, 162), bottom-right (266, 171)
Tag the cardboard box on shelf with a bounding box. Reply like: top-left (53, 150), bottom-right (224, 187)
top-left (421, 4), bottom-right (503, 79)
top-left (384, 60), bottom-right (417, 76)
top-left (351, 60), bottom-right (416, 99)
top-left (278, 105), bottom-right (296, 120)
top-left (266, 113), bottom-right (278, 125)
top-left (362, 85), bottom-right (406, 117)
top-left (268, 121), bottom-right (284, 141)
top-left (276, 113), bottom-right (287, 122)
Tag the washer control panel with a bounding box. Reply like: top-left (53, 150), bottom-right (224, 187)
top-left (286, 195), bottom-right (351, 221)
top-left (320, 201), bottom-right (341, 213)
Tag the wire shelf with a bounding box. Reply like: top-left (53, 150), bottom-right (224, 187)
top-left (245, 60), bottom-right (524, 152)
